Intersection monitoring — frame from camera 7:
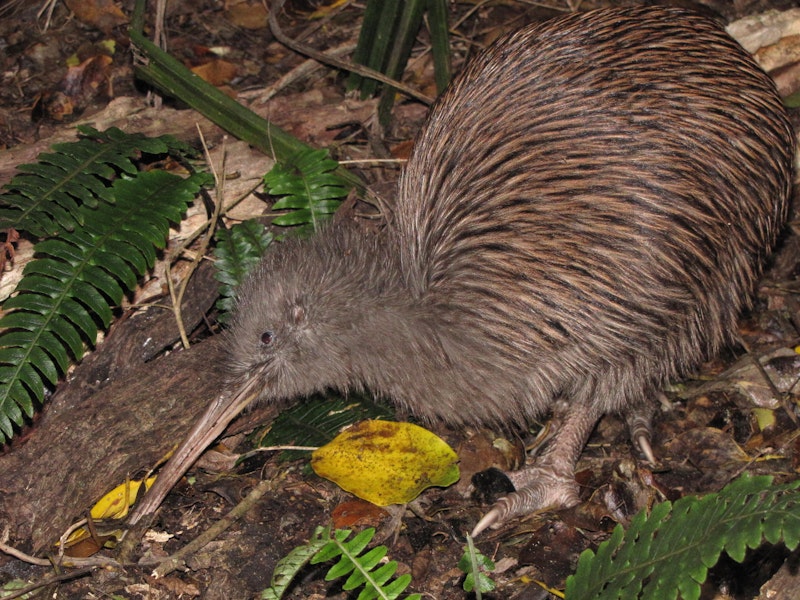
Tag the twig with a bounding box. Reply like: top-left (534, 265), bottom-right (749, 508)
top-left (166, 178), bottom-right (265, 264)
top-left (247, 42), bottom-right (358, 104)
top-left (168, 126), bottom-right (226, 349)
top-left (0, 567), bottom-right (95, 600)
top-left (143, 476), bottom-right (278, 577)
top-left (0, 526), bottom-right (50, 566)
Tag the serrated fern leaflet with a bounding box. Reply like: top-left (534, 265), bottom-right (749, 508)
top-left (0, 169), bottom-right (207, 441)
top-left (261, 526), bottom-right (421, 600)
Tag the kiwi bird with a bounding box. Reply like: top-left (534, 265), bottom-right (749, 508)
top-left (128, 5), bottom-right (795, 536)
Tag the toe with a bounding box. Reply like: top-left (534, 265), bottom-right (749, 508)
top-left (472, 469), bottom-right (580, 536)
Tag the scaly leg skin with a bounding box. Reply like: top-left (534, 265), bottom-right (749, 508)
top-left (471, 401), bottom-right (604, 537)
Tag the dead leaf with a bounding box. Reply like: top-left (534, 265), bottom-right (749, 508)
top-left (64, 0), bottom-right (128, 32)
top-left (191, 59), bottom-right (239, 87)
top-left (331, 499), bottom-right (389, 529)
top-left (225, 0), bottom-right (269, 30)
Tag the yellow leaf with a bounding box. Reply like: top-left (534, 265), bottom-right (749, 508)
top-left (752, 407), bottom-right (776, 431)
top-left (311, 420), bottom-right (460, 506)
top-left (90, 476), bottom-right (157, 520)
top-left (60, 476), bottom-right (157, 550)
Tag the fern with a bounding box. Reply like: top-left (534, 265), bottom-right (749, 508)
top-left (0, 136), bottom-right (208, 441)
top-left (264, 148), bottom-right (349, 237)
top-left (260, 528), bottom-right (329, 600)
top-left (213, 219), bottom-right (274, 322)
top-left (565, 474), bottom-right (800, 600)
top-left (0, 125), bottom-right (193, 237)
top-left (261, 526), bottom-right (421, 600)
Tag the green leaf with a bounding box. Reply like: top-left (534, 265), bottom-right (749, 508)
top-left (213, 219), bottom-right (274, 322)
top-left (262, 526), bottom-right (418, 600)
top-left (0, 126), bottom-right (190, 237)
top-left (259, 525), bottom-right (331, 600)
top-left (460, 534), bottom-right (497, 596)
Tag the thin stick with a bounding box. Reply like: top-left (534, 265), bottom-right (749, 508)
top-left (144, 476), bottom-right (278, 578)
top-left (169, 127), bottom-right (226, 349)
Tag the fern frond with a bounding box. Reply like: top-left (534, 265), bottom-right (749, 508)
top-left (213, 219), bottom-right (273, 322)
top-left (260, 526), bottom-right (421, 600)
top-left (565, 474), bottom-right (800, 600)
top-left (0, 125), bottom-right (192, 237)
top-left (260, 528), bottom-right (329, 600)
top-left (311, 527), bottom-right (421, 600)
top-left (264, 148), bottom-right (349, 237)
top-left (0, 170), bottom-right (208, 441)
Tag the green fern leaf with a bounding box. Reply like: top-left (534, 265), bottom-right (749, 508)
top-left (0, 169), bottom-right (208, 442)
top-left (341, 546), bottom-right (389, 588)
top-left (213, 219), bottom-right (274, 322)
top-left (264, 148), bottom-right (349, 237)
top-left (565, 474), bottom-right (800, 600)
top-left (306, 527), bottom-right (421, 600)
top-left (321, 528), bottom-right (375, 578)
top-left (0, 125), bottom-right (193, 237)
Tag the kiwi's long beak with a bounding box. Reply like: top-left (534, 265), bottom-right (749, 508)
top-left (126, 373), bottom-right (264, 527)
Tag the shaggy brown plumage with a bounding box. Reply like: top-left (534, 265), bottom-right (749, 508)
top-left (131, 6), bottom-right (795, 534)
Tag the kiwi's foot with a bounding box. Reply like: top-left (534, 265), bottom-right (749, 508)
top-left (472, 465), bottom-right (580, 536)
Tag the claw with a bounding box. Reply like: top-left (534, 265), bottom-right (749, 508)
top-left (470, 401), bottom-right (598, 536)
top-left (627, 406), bottom-right (656, 464)
top-left (472, 503), bottom-right (505, 537)
top-left (471, 469), bottom-right (580, 536)
top-left (635, 431), bottom-right (656, 465)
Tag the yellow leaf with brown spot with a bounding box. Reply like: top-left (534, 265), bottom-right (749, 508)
top-left (311, 420), bottom-right (460, 506)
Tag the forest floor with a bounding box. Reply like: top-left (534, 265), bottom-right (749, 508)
top-left (1, 0), bottom-right (800, 598)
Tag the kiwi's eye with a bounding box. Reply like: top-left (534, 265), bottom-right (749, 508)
top-left (260, 331), bottom-right (275, 346)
